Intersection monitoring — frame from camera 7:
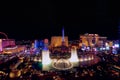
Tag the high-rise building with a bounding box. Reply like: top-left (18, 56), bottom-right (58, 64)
top-left (34, 40), bottom-right (44, 49)
top-left (80, 33), bottom-right (107, 47)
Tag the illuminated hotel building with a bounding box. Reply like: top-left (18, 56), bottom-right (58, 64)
top-left (79, 33), bottom-right (107, 47)
top-left (0, 39), bottom-right (15, 52)
top-left (51, 36), bottom-right (68, 47)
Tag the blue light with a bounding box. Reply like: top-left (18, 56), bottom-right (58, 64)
top-left (34, 40), bottom-right (44, 48)
top-left (34, 40), bottom-right (39, 48)
top-left (62, 27), bottom-right (65, 42)
top-left (43, 46), bottom-right (48, 51)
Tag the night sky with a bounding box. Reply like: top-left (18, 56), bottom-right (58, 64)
top-left (0, 1), bottom-right (119, 40)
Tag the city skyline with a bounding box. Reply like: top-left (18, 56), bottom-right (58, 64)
top-left (1, 1), bottom-right (120, 80)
